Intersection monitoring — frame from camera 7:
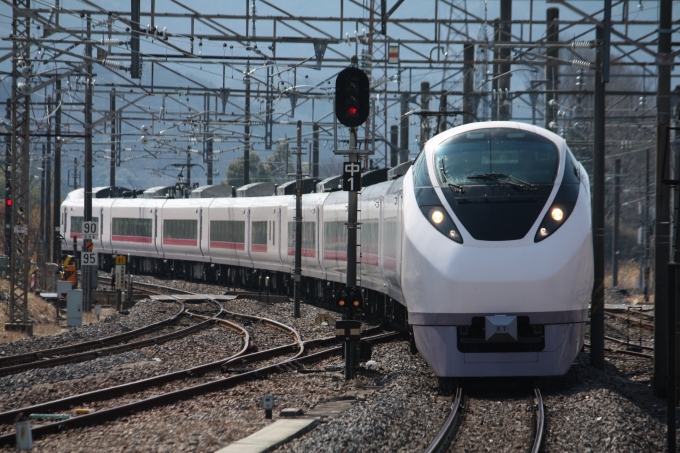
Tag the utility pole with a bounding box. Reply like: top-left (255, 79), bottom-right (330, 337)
top-left (206, 133), bottom-right (213, 185)
top-left (612, 158), bottom-right (621, 286)
top-left (312, 123), bottom-right (319, 179)
top-left (437, 93), bottom-right (447, 134)
top-left (463, 42), bottom-right (475, 125)
top-left (544, 8), bottom-right (559, 130)
top-left (491, 18), bottom-right (500, 121)
top-left (53, 79), bottom-right (62, 262)
top-left (655, 0), bottom-right (673, 400)
top-left (244, 61), bottom-right (251, 185)
top-left (293, 121), bottom-right (302, 318)
top-left (7, 0), bottom-right (32, 333)
top-left (45, 96), bottom-right (52, 263)
top-left (4, 100), bottom-right (11, 258)
top-left (399, 93), bottom-right (409, 163)
top-left (498, 0), bottom-right (512, 121)
top-left (590, 24), bottom-right (607, 369)
top-left (390, 125), bottom-right (398, 167)
top-left (644, 149), bottom-right (650, 301)
top-left (110, 89), bottom-right (116, 187)
top-left (83, 13), bottom-right (93, 312)
top-left (419, 82), bottom-right (430, 150)
top-left (39, 143), bottom-right (45, 267)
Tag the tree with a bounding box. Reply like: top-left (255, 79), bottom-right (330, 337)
top-left (226, 152), bottom-right (271, 187)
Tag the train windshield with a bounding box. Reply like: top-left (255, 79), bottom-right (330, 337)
top-left (434, 129), bottom-right (559, 187)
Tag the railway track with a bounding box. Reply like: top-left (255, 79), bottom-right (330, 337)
top-left (426, 381), bottom-right (544, 453)
top-left (0, 299), bottom-right (224, 377)
top-left (0, 279), bottom-right (399, 447)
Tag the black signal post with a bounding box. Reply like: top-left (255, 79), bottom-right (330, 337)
top-left (335, 60), bottom-right (370, 380)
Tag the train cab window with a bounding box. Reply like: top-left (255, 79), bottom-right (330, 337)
top-left (434, 129), bottom-right (559, 187)
top-left (412, 152), bottom-right (432, 188)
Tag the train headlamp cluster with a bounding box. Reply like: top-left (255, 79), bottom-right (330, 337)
top-left (421, 206), bottom-right (463, 244)
top-left (535, 203), bottom-right (575, 242)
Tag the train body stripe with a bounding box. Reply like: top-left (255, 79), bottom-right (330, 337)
top-left (112, 235), bottom-right (152, 243)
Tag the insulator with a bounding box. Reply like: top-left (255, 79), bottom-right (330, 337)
top-left (99, 59), bottom-right (126, 71)
top-left (17, 81), bottom-right (32, 96)
top-left (573, 122), bottom-right (586, 134)
top-left (140, 135), bottom-right (148, 145)
top-left (570, 41), bottom-right (594, 49)
top-left (548, 99), bottom-right (558, 107)
top-left (570, 59), bottom-right (592, 69)
top-left (549, 121), bottom-right (559, 131)
top-left (100, 39), bottom-right (124, 46)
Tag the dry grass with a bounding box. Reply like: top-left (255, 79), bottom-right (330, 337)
top-left (0, 279), bottom-right (112, 344)
top-left (605, 259), bottom-right (655, 303)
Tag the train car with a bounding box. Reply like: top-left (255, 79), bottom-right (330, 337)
top-left (402, 121), bottom-right (593, 377)
top-left (60, 121), bottom-right (592, 378)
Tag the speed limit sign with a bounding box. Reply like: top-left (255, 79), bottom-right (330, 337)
top-left (82, 252), bottom-right (98, 266)
top-left (83, 221), bottom-right (98, 240)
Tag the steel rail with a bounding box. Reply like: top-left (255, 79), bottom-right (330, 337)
top-left (0, 300), bottom-right (184, 368)
top-left (604, 335), bottom-right (654, 352)
top-left (0, 299), bottom-right (224, 377)
top-left (583, 341), bottom-right (653, 359)
top-left (604, 310), bottom-right (654, 330)
top-left (531, 384), bottom-right (545, 453)
top-left (424, 381), bottom-right (464, 453)
top-left (0, 331), bottom-right (400, 446)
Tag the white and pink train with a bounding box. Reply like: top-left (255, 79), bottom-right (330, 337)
top-left (62, 121), bottom-right (594, 377)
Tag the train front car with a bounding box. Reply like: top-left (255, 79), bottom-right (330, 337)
top-left (402, 121), bottom-right (593, 377)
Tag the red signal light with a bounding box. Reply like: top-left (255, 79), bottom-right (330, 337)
top-left (347, 105), bottom-right (358, 116)
top-left (5, 199), bottom-right (11, 207)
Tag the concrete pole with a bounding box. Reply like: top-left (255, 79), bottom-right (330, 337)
top-left (463, 42), bottom-right (475, 125)
top-left (110, 89), bottom-right (116, 187)
top-left (590, 26), bottom-right (606, 369)
top-left (294, 121), bottom-right (302, 318)
top-left (312, 123), bottom-right (319, 178)
top-left (244, 62), bottom-right (251, 185)
top-left (654, 0), bottom-right (673, 398)
top-left (612, 158), bottom-right (621, 286)
top-left (390, 125), bottom-right (398, 167)
top-left (53, 79), bottom-right (61, 262)
top-left (399, 93), bottom-right (409, 163)
top-left (83, 14), bottom-right (93, 312)
top-left (544, 8), bottom-right (559, 129)
top-left (419, 82), bottom-right (430, 150)
top-left (498, 0), bottom-right (512, 120)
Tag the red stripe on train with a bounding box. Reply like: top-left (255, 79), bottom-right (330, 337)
top-left (112, 235), bottom-right (152, 243)
top-left (210, 241), bottom-right (245, 251)
top-left (288, 247), bottom-right (316, 258)
top-left (163, 238), bottom-right (198, 246)
top-left (251, 244), bottom-right (267, 253)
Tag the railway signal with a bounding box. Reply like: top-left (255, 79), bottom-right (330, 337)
top-left (335, 66), bottom-right (370, 128)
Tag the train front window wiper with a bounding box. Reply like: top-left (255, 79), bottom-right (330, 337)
top-left (467, 172), bottom-right (538, 191)
top-left (440, 163), bottom-right (465, 193)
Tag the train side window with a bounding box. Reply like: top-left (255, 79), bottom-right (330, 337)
top-left (412, 152), bottom-right (432, 188)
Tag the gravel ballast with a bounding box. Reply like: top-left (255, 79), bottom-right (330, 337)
top-left (0, 280), bottom-right (671, 452)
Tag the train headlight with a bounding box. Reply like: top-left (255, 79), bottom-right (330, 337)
top-left (534, 187), bottom-right (579, 242)
top-left (431, 209), bottom-right (445, 224)
top-left (550, 207), bottom-right (564, 222)
top-left (421, 206), bottom-right (463, 244)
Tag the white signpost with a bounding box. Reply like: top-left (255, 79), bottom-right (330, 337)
top-left (81, 251), bottom-right (98, 266)
top-left (82, 221), bottom-right (98, 240)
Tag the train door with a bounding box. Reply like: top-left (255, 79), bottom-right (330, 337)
top-left (396, 187), bottom-right (404, 282)
top-left (199, 208), bottom-right (204, 257)
top-left (153, 208), bottom-right (161, 255)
